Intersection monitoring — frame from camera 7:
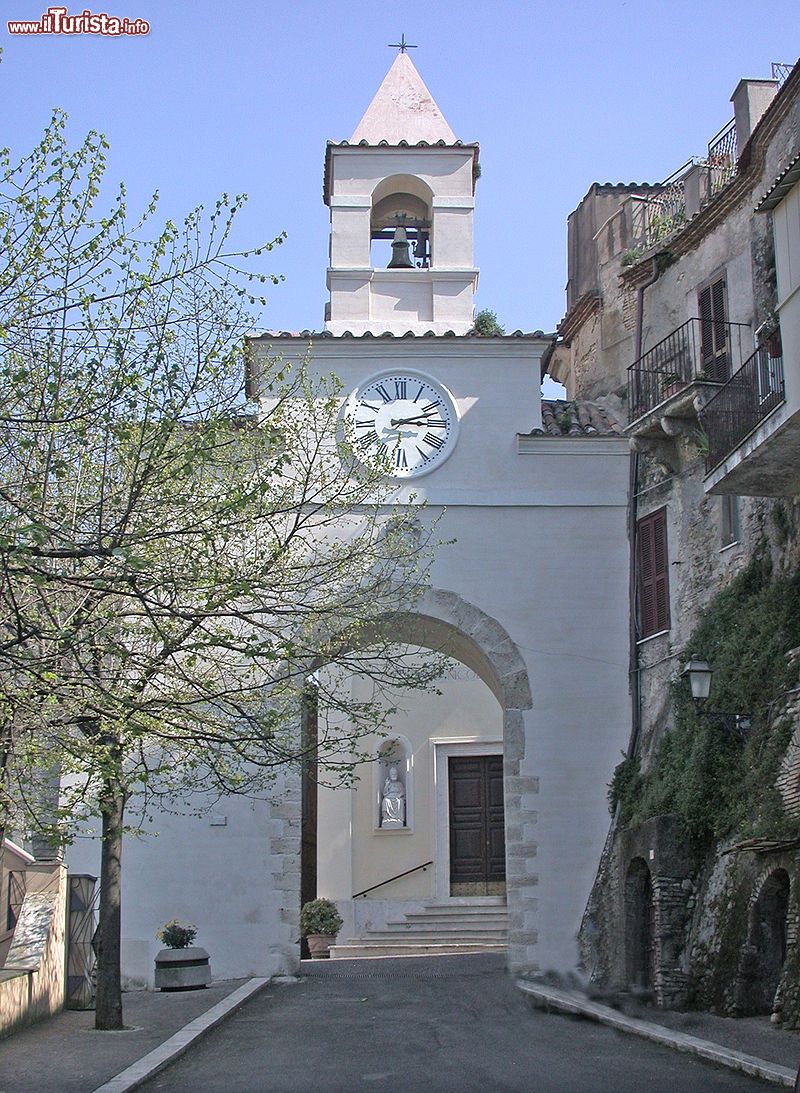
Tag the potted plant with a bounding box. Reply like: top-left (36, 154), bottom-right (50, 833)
top-left (154, 919), bottom-right (211, 991)
top-left (300, 898), bottom-right (343, 959)
top-left (661, 371), bottom-right (685, 399)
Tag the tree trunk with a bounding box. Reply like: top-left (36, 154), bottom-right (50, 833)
top-left (95, 777), bottom-right (126, 1031)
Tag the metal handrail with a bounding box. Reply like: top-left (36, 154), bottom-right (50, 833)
top-left (353, 859), bottom-right (433, 899)
top-left (627, 317), bottom-right (752, 421)
top-left (700, 341), bottom-right (786, 472)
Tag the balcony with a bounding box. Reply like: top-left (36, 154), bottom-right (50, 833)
top-left (627, 318), bottom-right (752, 438)
top-left (700, 340), bottom-right (786, 472)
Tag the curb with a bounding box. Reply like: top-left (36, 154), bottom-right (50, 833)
top-left (517, 981), bottom-right (798, 1088)
top-left (91, 977), bottom-right (270, 1093)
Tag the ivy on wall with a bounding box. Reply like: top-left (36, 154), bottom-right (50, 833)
top-left (610, 554), bottom-right (800, 852)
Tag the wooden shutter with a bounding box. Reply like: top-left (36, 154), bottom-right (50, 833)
top-left (698, 278), bottom-right (729, 380)
top-left (637, 508), bottom-right (670, 638)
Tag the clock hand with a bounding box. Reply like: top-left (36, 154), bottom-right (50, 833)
top-left (390, 414), bottom-right (436, 427)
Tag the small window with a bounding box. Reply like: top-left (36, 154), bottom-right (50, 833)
top-left (721, 495), bottom-right (741, 548)
top-left (637, 507), bottom-right (670, 638)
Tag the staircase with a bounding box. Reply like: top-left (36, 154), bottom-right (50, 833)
top-left (329, 901), bottom-right (507, 959)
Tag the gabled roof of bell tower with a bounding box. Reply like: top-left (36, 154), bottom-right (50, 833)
top-left (350, 53), bottom-right (457, 145)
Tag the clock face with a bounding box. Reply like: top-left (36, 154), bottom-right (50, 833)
top-left (348, 371), bottom-right (459, 479)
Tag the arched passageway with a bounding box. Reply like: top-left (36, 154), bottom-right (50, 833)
top-left (738, 868), bottom-right (790, 1015)
top-left (625, 857), bottom-right (655, 991)
top-left (301, 588), bottom-right (535, 966)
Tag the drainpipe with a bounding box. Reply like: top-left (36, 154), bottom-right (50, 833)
top-left (627, 257), bottom-right (660, 759)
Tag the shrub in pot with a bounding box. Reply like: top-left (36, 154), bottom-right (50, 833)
top-left (300, 898), bottom-right (343, 959)
top-left (154, 919), bottom-right (211, 990)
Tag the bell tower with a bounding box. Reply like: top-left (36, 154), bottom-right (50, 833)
top-left (323, 53), bottom-right (480, 335)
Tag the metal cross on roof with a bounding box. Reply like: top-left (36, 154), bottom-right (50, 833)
top-left (388, 34), bottom-right (417, 53)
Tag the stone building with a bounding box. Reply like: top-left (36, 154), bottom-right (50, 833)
top-left (550, 61), bottom-right (800, 1019)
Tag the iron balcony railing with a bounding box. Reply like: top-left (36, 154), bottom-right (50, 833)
top-left (706, 119), bottom-right (737, 197)
top-left (632, 118), bottom-right (738, 250)
top-left (700, 340), bottom-right (786, 472)
top-left (640, 161), bottom-right (689, 248)
top-left (628, 317), bottom-right (752, 421)
top-left (772, 62), bottom-right (794, 86)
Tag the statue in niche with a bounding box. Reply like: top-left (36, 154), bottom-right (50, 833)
top-left (380, 763), bottom-right (406, 828)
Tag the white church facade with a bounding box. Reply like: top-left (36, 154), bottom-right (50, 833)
top-left (69, 54), bottom-right (632, 985)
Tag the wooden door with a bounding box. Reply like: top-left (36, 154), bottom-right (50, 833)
top-left (448, 755), bottom-right (505, 895)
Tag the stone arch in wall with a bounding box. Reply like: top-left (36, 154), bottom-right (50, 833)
top-left (737, 867), bottom-right (791, 1016)
top-left (625, 857), bottom-right (655, 991)
top-left (299, 587), bottom-right (536, 969)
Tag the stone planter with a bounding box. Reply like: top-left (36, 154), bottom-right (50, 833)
top-left (154, 946), bottom-right (211, 990)
top-left (306, 933), bottom-right (337, 959)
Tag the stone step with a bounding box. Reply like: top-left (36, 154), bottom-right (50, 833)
top-left (369, 926), bottom-right (507, 935)
top-left (397, 913), bottom-right (509, 922)
top-left (329, 941), bottom-right (506, 959)
top-left (419, 900), bottom-right (507, 909)
top-left (346, 931), bottom-right (506, 943)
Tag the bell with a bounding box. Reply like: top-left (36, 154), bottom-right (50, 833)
top-left (387, 224), bottom-right (415, 269)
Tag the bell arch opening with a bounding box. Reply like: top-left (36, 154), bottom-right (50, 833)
top-left (369, 174), bottom-right (433, 270)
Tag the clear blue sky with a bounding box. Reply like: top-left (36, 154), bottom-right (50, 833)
top-left (3, 1), bottom-right (798, 338)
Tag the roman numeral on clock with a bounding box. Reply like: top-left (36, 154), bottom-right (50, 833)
top-left (375, 384), bottom-right (392, 403)
top-left (424, 432), bottom-right (445, 451)
top-left (394, 379), bottom-right (407, 399)
top-left (394, 447), bottom-right (408, 470)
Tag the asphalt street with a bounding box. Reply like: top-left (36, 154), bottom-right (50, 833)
top-left (140, 961), bottom-right (776, 1093)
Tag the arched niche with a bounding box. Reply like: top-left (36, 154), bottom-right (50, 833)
top-left (737, 868), bottom-right (791, 1015)
top-left (370, 174), bottom-right (433, 269)
top-left (625, 857), bottom-right (655, 991)
top-left (374, 734), bottom-right (413, 833)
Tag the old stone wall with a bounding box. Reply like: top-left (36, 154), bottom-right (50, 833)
top-left (565, 65), bottom-right (800, 1018)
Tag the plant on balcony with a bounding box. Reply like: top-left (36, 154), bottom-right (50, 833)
top-left (661, 372), bottom-right (686, 399)
top-left (693, 428), bottom-right (710, 457)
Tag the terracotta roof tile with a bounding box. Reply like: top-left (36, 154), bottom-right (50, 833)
top-left (531, 400), bottom-right (624, 438)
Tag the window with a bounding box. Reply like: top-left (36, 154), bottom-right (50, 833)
top-left (698, 276), bottom-right (729, 381)
top-left (637, 507), bottom-right (670, 638)
top-left (721, 495), bottom-right (741, 548)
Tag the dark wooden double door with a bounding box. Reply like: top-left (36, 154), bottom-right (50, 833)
top-left (448, 755), bottom-right (506, 896)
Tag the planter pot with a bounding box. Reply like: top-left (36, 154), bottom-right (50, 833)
top-left (306, 933), bottom-right (337, 959)
top-left (154, 946), bottom-right (211, 991)
top-left (661, 381), bottom-right (686, 399)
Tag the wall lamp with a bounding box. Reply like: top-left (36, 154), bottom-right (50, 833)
top-left (681, 653), bottom-right (752, 738)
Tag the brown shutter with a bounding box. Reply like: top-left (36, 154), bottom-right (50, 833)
top-left (698, 278), bottom-right (729, 380)
top-left (637, 507), bottom-right (670, 638)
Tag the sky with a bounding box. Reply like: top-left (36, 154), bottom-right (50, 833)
top-left (2, 0), bottom-right (798, 348)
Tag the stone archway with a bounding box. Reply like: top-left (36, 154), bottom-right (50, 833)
top-left (298, 587), bottom-right (536, 970)
top-left (625, 857), bottom-right (655, 992)
top-left (737, 868), bottom-right (791, 1015)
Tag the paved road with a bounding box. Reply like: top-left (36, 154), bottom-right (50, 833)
top-left (142, 960), bottom-right (774, 1093)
